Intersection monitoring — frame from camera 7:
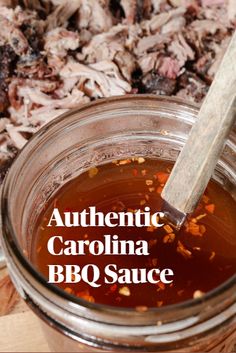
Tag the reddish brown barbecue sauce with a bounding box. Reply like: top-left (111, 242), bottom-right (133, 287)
top-left (32, 158), bottom-right (236, 309)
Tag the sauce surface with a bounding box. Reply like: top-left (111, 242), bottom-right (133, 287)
top-left (32, 158), bottom-right (236, 308)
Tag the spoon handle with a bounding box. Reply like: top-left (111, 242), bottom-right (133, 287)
top-left (162, 31), bottom-right (236, 215)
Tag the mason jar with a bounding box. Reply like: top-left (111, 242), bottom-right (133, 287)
top-left (1, 96), bottom-right (236, 352)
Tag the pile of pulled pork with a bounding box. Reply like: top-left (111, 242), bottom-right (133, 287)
top-left (0, 0), bottom-right (235, 179)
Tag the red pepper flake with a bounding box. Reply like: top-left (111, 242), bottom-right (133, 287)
top-left (199, 225), bottom-right (206, 235)
top-left (119, 286), bottom-right (131, 296)
top-left (76, 290), bottom-right (95, 303)
top-left (145, 179), bottom-right (153, 186)
top-left (88, 167), bottom-right (98, 178)
top-left (37, 246), bottom-right (42, 253)
top-left (119, 159), bottom-right (132, 165)
top-left (149, 239), bottom-right (158, 247)
top-left (177, 289), bottom-right (184, 296)
top-left (156, 186), bottom-right (163, 194)
top-left (209, 251), bottom-right (216, 261)
top-left (163, 224), bottom-right (173, 234)
top-left (64, 287), bottom-right (73, 294)
top-left (156, 282), bottom-right (165, 291)
top-left (135, 306), bottom-right (148, 312)
top-left (195, 213), bottom-right (207, 221)
top-left (177, 241), bottom-right (192, 259)
top-left (191, 217), bottom-right (197, 224)
top-left (132, 168), bottom-right (138, 177)
top-left (110, 284), bottom-right (117, 292)
top-left (205, 204), bottom-right (215, 214)
top-left (141, 169), bottom-right (147, 176)
top-left (193, 290), bottom-right (204, 299)
top-left (185, 221), bottom-right (206, 237)
top-left (157, 300), bottom-right (164, 307)
top-left (137, 157), bottom-right (145, 164)
top-left (155, 172), bottom-right (169, 184)
top-left (163, 233), bottom-right (175, 243)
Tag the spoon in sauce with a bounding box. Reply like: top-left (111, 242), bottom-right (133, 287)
top-left (161, 31), bottom-right (236, 229)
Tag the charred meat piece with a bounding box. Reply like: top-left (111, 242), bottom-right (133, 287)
top-left (177, 71), bottom-right (209, 103)
top-left (120, 0), bottom-right (152, 24)
top-left (0, 45), bottom-right (16, 87)
top-left (0, 155), bottom-right (14, 184)
top-left (142, 71), bottom-right (176, 95)
top-left (0, 44), bottom-right (16, 113)
top-left (0, 14), bottom-right (29, 55)
top-left (0, 89), bottom-right (8, 113)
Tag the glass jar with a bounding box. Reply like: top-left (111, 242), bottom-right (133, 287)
top-left (1, 96), bottom-right (236, 352)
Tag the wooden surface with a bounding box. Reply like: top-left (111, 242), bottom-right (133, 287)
top-left (162, 31), bottom-right (236, 216)
top-left (0, 267), bottom-right (50, 352)
top-left (0, 312), bottom-right (50, 352)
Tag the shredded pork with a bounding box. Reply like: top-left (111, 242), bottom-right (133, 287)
top-left (0, 0), bottom-right (235, 179)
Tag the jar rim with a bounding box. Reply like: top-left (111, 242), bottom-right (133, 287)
top-left (1, 94), bottom-right (236, 317)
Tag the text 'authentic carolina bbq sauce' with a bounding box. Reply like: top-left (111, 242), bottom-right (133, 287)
top-left (32, 158), bottom-right (236, 309)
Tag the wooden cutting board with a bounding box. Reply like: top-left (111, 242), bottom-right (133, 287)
top-left (0, 268), bottom-right (50, 352)
top-left (0, 311), bottom-right (50, 352)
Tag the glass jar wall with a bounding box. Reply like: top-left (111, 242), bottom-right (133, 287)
top-left (1, 96), bottom-right (236, 352)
